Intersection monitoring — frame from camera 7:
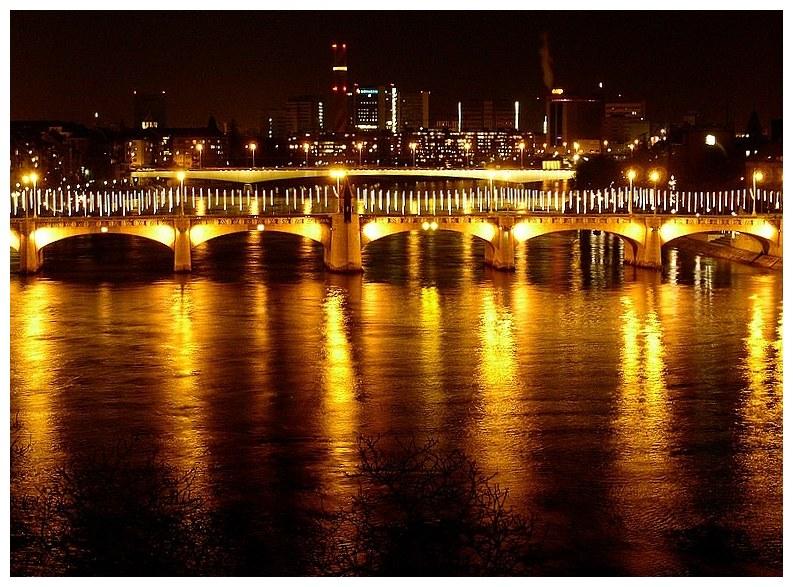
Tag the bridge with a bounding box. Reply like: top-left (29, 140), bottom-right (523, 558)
top-left (130, 167), bottom-right (575, 185)
top-left (10, 186), bottom-right (782, 274)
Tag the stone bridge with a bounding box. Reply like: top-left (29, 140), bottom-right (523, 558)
top-left (11, 211), bottom-right (782, 275)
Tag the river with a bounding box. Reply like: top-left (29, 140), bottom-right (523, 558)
top-left (9, 226), bottom-right (782, 576)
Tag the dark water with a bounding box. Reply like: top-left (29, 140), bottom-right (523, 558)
top-left (10, 229), bottom-right (782, 575)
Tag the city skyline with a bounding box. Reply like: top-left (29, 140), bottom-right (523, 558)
top-left (11, 10), bottom-right (782, 130)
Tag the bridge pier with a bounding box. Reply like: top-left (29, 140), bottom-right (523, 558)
top-left (622, 218), bottom-right (662, 271)
top-left (173, 217), bottom-right (192, 272)
top-left (17, 220), bottom-right (43, 274)
top-left (324, 212), bottom-right (363, 273)
top-left (484, 221), bottom-right (516, 271)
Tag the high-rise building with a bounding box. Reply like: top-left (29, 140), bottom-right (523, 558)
top-left (546, 89), bottom-right (604, 152)
top-left (329, 42), bottom-right (349, 133)
top-left (399, 91), bottom-right (430, 130)
top-left (353, 84), bottom-right (398, 132)
top-left (286, 96), bottom-right (325, 134)
top-left (133, 90), bottom-right (167, 130)
top-left (603, 100), bottom-right (649, 148)
top-left (459, 100), bottom-right (517, 131)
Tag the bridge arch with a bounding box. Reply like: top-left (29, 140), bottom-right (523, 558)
top-left (509, 218), bottom-right (647, 265)
top-left (31, 224), bottom-right (176, 253)
top-left (188, 221), bottom-right (330, 249)
top-left (360, 219), bottom-right (499, 249)
top-left (658, 217), bottom-right (781, 255)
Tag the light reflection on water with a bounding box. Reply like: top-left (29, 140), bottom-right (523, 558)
top-left (9, 227), bottom-right (782, 575)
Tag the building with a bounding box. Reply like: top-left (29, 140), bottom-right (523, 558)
top-left (399, 91), bottom-right (430, 130)
top-left (458, 100), bottom-right (518, 131)
top-left (406, 128), bottom-right (529, 167)
top-left (328, 42), bottom-right (350, 133)
top-left (603, 100), bottom-right (650, 149)
top-left (354, 84), bottom-right (399, 133)
top-left (286, 96), bottom-right (324, 134)
top-left (133, 91), bottom-right (167, 130)
top-left (546, 89), bottom-right (603, 152)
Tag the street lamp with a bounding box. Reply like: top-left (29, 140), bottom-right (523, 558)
top-left (518, 141), bottom-right (525, 169)
top-left (303, 142), bottom-right (311, 166)
top-left (176, 170), bottom-right (186, 215)
top-left (463, 140), bottom-right (472, 166)
top-left (356, 141), bottom-right (364, 167)
top-left (248, 142), bottom-right (257, 168)
top-left (23, 172), bottom-right (39, 218)
top-left (196, 143), bottom-right (203, 169)
top-left (649, 169), bottom-right (660, 213)
top-left (626, 168), bottom-right (637, 214)
top-left (752, 170), bottom-right (763, 215)
top-left (21, 174), bottom-right (30, 218)
top-left (330, 168), bottom-right (346, 197)
top-left (409, 142), bottom-right (418, 167)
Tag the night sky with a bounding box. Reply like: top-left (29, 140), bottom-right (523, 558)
top-left (11, 10), bottom-right (782, 131)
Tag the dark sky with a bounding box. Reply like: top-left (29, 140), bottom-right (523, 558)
top-left (11, 10), bottom-right (782, 131)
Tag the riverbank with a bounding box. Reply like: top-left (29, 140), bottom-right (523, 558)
top-left (674, 234), bottom-right (782, 271)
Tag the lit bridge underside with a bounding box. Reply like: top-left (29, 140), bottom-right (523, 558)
top-left (130, 167), bottom-right (576, 184)
top-left (11, 211), bottom-right (782, 275)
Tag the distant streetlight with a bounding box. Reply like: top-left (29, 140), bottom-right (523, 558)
top-left (248, 142), bottom-right (257, 168)
top-left (626, 168), bottom-right (637, 214)
top-left (176, 170), bottom-right (186, 215)
top-left (752, 170), bottom-right (763, 215)
top-left (303, 142), bottom-right (311, 166)
top-left (463, 140), bottom-right (472, 166)
top-left (705, 134), bottom-right (716, 146)
top-left (356, 141), bottom-right (364, 166)
top-left (518, 141), bottom-right (526, 169)
top-left (196, 143), bottom-right (203, 169)
top-left (409, 142), bottom-right (418, 167)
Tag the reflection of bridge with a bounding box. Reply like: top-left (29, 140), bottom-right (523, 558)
top-left (130, 167), bottom-right (575, 184)
top-left (11, 210), bottom-right (782, 275)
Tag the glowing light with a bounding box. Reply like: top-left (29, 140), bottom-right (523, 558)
top-left (176, 170), bottom-right (186, 182)
top-left (649, 169), bottom-right (661, 183)
top-left (362, 222), bottom-right (384, 241)
top-left (100, 226), bottom-right (108, 233)
top-left (753, 171), bottom-right (764, 182)
top-left (705, 134), bottom-right (716, 146)
top-left (512, 222), bottom-right (531, 242)
top-left (626, 169), bottom-right (637, 181)
top-left (551, 88), bottom-right (564, 95)
top-left (257, 223), bottom-right (265, 231)
top-left (429, 221), bottom-right (438, 231)
top-left (329, 169), bottom-right (347, 179)
top-left (421, 221), bottom-right (430, 230)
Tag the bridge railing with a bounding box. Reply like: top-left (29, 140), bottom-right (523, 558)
top-left (9, 185), bottom-right (783, 219)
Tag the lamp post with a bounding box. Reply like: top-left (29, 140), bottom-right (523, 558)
top-left (463, 140), bottom-right (472, 166)
top-left (356, 142), bottom-right (364, 167)
top-left (518, 141), bottom-right (525, 169)
top-left (248, 142), bottom-right (257, 168)
top-left (303, 142), bottom-right (310, 166)
top-left (752, 170), bottom-right (763, 216)
top-left (626, 169), bottom-right (636, 214)
top-left (21, 174), bottom-right (30, 218)
top-left (176, 170), bottom-right (186, 215)
top-left (649, 169), bottom-right (660, 214)
top-left (409, 142), bottom-right (417, 167)
top-left (196, 143), bottom-right (203, 169)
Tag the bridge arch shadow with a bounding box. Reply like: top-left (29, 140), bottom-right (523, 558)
top-left (25, 232), bottom-right (175, 276)
top-left (189, 228), bottom-right (327, 279)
